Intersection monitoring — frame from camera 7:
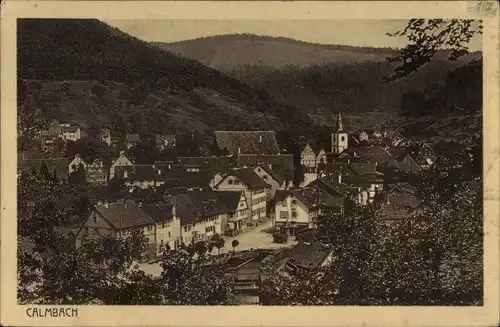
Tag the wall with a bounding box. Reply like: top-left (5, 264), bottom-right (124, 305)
top-left (274, 194), bottom-right (313, 229)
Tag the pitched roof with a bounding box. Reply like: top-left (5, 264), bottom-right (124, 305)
top-left (308, 177), bottom-right (348, 197)
top-left (236, 154), bottom-right (294, 180)
top-left (95, 200), bottom-right (156, 229)
top-left (341, 146), bottom-right (392, 164)
top-left (126, 133), bottom-right (141, 143)
top-left (215, 191), bottom-right (243, 212)
top-left (177, 156), bottom-right (234, 173)
top-left (186, 190), bottom-right (230, 217)
top-left (256, 164), bottom-right (285, 185)
top-left (224, 167), bottom-right (269, 189)
top-left (347, 163), bottom-right (383, 176)
top-left (215, 131), bottom-right (280, 155)
top-left (60, 126), bottom-right (80, 133)
top-left (140, 203), bottom-right (174, 223)
top-left (164, 194), bottom-right (203, 227)
top-left (288, 242), bottom-right (333, 269)
top-left (389, 147), bottom-right (408, 161)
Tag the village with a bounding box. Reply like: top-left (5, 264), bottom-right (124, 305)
top-left (18, 110), bottom-right (481, 304)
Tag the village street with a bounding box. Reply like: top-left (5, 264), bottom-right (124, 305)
top-left (137, 219), bottom-right (297, 277)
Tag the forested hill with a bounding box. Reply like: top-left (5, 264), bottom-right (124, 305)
top-left (154, 34), bottom-right (398, 70)
top-left (17, 19), bottom-right (314, 134)
top-left (155, 33), bottom-right (481, 115)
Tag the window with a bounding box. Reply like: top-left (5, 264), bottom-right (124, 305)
top-left (262, 175), bottom-right (268, 180)
top-left (168, 231), bottom-right (171, 238)
top-left (206, 226), bottom-right (215, 233)
top-left (84, 227), bottom-right (88, 234)
top-left (228, 179), bottom-right (233, 185)
top-left (94, 214), bottom-right (98, 223)
top-left (291, 200), bottom-right (297, 205)
top-left (281, 201), bottom-right (287, 207)
top-left (292, 211), bottom-right (297, 218)
top-left (235, 180), bottom-right (240, 185)
top-left (280, 211), bottom-right (289, 218)
top-left (341, 136), bottom-right (345, 141)
top-left (94, 228), bottom-right (99, 234)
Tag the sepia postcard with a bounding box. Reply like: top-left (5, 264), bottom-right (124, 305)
top-left (1, 1), bottom-right (499, 326)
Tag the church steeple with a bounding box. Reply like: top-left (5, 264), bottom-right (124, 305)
top-left (336, 112), bottom-right (344, 132)
top-left (331, 112), bottom-right (348, 155)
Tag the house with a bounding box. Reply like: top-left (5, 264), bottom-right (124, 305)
top-left (68, 154), bottom-right (88, 175)
top-left (141, 203), bottom-right (181, 254)
top-left (337, 146), bottom-right (392, 167)
top-left (414, 143), bottom-right (438, 170)
top-left (344, 162), bottom-right (384, 202)
top-left (155, 134), bottom-right (176, 151)
top-left (253, 164), bottom-right (287, 199)
top-left (377, 190), bottom-right (421, 226)
top-left (86, 159), bottom-right (108, 184)
top-left (100, 128), bottom-right (112, 146)
top-left (263, 242), bottom-right (334, 276)
top-left (165, 194), bottom-right (207, 246)
top-left (299, 143), bottom-right (326, 172)
top-left (215, 131), bottom-right (280, 155)
top-left (76, 200), bottom-right (158, 259)
top-left (274, 188), bottom-right (319, 236)
top-left (387, 148), bottom-right (423, 174)
top-left (213, 167), bottom-right (270, 225)
top-left (184, 190), bottom-right (233, 239)
top-left (215, 191), bottom-right (249, 235)
top-left (109, 152), bottom-right (134, 179)
top-left (237, 154), bottom-right (294, 184)
top-left (125, 133), bottom-right (141, 149)
top-left (59, 126), bottom-right (84, 142)
top-left (177, 156), bottom-right (235, 175)
top-left (116, 165), bottom-right (166, 190)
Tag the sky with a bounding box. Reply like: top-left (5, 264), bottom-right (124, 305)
top-left (104, 19), bottom-right (482, 50)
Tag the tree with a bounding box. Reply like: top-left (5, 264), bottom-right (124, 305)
top-left (213, 234), bottom-right (225, 255)
top-left (231, 239), bottom-right (239, 253)
top-left (386, 19), bottom-right (482, 81)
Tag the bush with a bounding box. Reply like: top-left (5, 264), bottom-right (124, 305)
top-left (273, 231), bottom-right (288, 244)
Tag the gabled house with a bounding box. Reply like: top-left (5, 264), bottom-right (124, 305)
top-left (253, 164), bottom-right (288, 199)
top-left (263, 242), bottom-right (334, 276)
top-left (75, 200), bottom-right (158, 259)
top-left (109, 152), bottom-right (134, 179)
top-left (337, 146), bottom-right (392, 167)
top-left (215, 131), bottom-right (280, 155)
top-left (59, 126), bottom-right (84, 142)
top-left (155, 134), bottom-right (176, 151)
top-left (125, 133), bottom-right (141, 149)
top-left (141, 203), bottom-right (181, 254)
top-left (274, 188), bottom-right (323, 235)
top-left (117, 165), bottom-right (166, 190)
top-left (215, 191), bottom-right (249, 235)
top-left (344, 162), bottom-right (384, 202)
top-left (213, 167), bottom-right (270, 225)
top-left (237, 154), bottom-right (294, 184)
top-left (165, 194), bottom-right (207, 246)
top-left (68, 154), bottom-right (88, 175)
top-left (414, 143), bottom-right (438, 170)
top-left (86, 159), bottom-right (108, 184)
top-left (184, 190), bottom-right (231, 239)
top-left (387, 148), bottom-right (423, 174)
top-left (377, 189), bottom-right (421, 226)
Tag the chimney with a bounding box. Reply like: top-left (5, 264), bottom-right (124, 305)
top-left (103, 201), bottom-right (109, 208)
top-left (97, 200), bottom-right (103, 206)
top-left (172, 205), bottom-right (177, 218)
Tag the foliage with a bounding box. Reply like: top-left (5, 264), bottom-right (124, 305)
top-left (159, 250), bottom-right (234, 305)
top-left (231, 239), bottom-right (240, 252)
top-left (386, 19), bottom-right (481, 81)
top-left (272, 231), bottom-right (288, 243)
